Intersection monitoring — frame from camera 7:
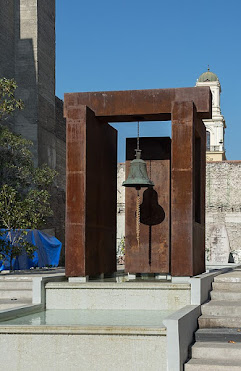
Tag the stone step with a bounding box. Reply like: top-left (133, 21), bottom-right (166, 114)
top-left (0, 276), bottom-right (32, 281)
top-left (214, 271), bottom-right (241, 283)
top-left (0, 289), bottom-right (32, 300)
top-left (0, 281), bottom-right (32, 290)
top-left (185, 358), bottom-right (241, 370)
top-left (212, 281), bottom-right (241, 292)
top-left (0, 298), bottom-right (32, 310)
top-left (198, 314), bottom-right (241, 328)
top-left (211, 290), bottom-right (241, 301)
top-left (201, 300), bottom-right (241, 316)
top-left (195, 328), bottom-right (241, 343)
top-left (191, 341), bottom-right (241, 360)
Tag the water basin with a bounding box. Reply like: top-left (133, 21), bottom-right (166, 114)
top-left (0, 309), bottom-right (173, 329)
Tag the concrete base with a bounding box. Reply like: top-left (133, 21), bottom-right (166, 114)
top-left (0, 329), bottom-right (167, 371)
top-left (198, 268), bottom-right (241, 328)
top-left (172, 276), bottom-right (191, 283)
top-left (206, 263), bottom-right (239, 271)
top-left (196, 328), bottom-right (241, 343)
top-left (185, 267), bottom-right (241, 370)
top-left (0, 268), bottom-right (231, 371)
top-left (155, 274), bottom-right (169, 280)
top-left (45, 281), bottom-right (191, 311)
top-left (186, 337), bottom-right (241, 370)
top-left (164, 305), bottom-right (201, 371)
top-left (185, 358), bottom-right (241, 370)
top-left (127, 273), bottom-right (136, 280)
top-left (68, 276), bottom-right (89, 283)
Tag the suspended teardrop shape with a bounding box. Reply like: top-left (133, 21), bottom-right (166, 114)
top-left (122, 150), bottom-right (154, 190)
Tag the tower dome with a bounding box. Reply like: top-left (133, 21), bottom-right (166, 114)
top-left (198, 69), bottom-right (219, 82)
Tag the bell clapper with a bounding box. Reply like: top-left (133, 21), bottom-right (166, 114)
top-left (136, 189), bottom-right (140, 248)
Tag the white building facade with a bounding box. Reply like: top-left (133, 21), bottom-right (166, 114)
top-left (196, 69), bottom-right (226, 161)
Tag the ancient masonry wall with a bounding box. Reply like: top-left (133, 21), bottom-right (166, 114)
top-left (37, 0), bottom-right (56, 169)
top-left (206, 161), bottom-right (241, 263)
top-left (0, 0), bottom-right (15, 78)
top-left (117, 161), bottom-right (241, 264)
top-left (14, 0), bottom-right (39, 162)
top-left (0, 0), bottom-right (16, 134)
top-left (49, 97), bottom-right (66, 265)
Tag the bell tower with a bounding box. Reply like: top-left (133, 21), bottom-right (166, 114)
top-left (196, 68), bottom-right (226, 161)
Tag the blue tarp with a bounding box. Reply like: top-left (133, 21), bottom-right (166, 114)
top-left (0, 229), bottom-right (62, 270)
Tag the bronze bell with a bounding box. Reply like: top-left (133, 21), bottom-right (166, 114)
top-left (122, 149), bottom-right (154, 190)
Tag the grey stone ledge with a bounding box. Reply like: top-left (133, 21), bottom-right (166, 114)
top-left (0, 324), bottom-right (167, 336)
top-left (45, 281), bottom-right (191, 290)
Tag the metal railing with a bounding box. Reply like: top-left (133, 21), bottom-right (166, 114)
top-left (206, 145), bottom-right (223, 152)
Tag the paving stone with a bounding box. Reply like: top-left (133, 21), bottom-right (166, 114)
top-left (211, 290), bottom-right (241, 300)
top-left (185, 358), bottom-right (241, 370)
top-left (214, 271), bottom-right (241, 283)
top-left (191, 341), bottom-right (241, 359)
top-left (195, 328), bottom-right (241, 342)
top-left (0, 299), bottom-right (32, 310)
top-left (201, 300), bottom-right (241, 316)
top-left (212, 281), bottom-right (241, 292)
top-left (198, 314), bottom-right (241, 328)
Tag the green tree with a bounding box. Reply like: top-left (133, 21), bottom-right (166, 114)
top-left (0, 78), bottom-right (56, 270)
top-left (0, 78), bottom-right (23, 120)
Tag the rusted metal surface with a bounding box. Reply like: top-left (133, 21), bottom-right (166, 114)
top-left (65, 106), bottom-right (87, 276)
top-left (193, 115), bottom-right (206, 275)
top-left (125, 138), bottom-right (171, 273)
top-left (64, 87), bottom-right (212, 122)
top-left (64, 87), bottom-right (210, 277)
top-left (171, 101), bottom-right (206, 276)
top-left (85, 108), bottom-right (117, 276)
top-left (65, 105), bottom-right (117, 277)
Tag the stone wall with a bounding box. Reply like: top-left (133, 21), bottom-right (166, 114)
top-left (51, 97), bottom-right (66, 265)
top-left (0, 0), bottom-right (57, 168)
top-left (206, 161), bottom-right (241, 263)
top-left (14, 0), bottom-right (39, 162)
top-left (55, 97), bottom-right (66, 191)
top-left (37, 0), bottom-right (56, 169)
top-left (0, 0), bottom-right (15, 79)
top-left (0, 0), bottom-right (16, 133)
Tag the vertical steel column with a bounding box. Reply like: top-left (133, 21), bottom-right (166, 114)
top-left (171, 101), bottom-right (205, 276)
top-left (65, 105), bottom-right (117, 277)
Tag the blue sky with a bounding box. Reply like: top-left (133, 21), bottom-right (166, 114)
top-left (56, 0), bottom-right (241, 162)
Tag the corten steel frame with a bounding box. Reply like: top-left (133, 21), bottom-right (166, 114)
top-left (64, 87), bottom-right (211, 277)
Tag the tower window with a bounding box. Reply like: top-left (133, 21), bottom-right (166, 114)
top-left (206, 131), bottom-right (210, 151)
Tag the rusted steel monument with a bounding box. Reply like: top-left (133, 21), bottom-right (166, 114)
top-left (64, 87), bottom-right (211, 278)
